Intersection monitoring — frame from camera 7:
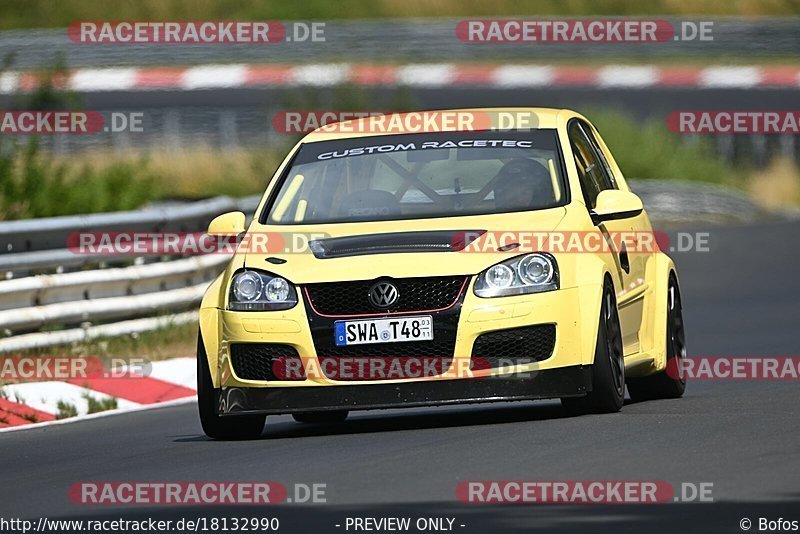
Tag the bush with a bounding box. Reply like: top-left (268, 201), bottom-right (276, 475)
top-left (0, 138), bottom-right (163, 220)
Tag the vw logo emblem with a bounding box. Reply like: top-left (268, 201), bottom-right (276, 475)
top-left (368, 281), bottom-right (399, 308)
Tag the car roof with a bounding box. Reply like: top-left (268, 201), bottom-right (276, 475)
top-left (300, 107), bottom-right (583, 143)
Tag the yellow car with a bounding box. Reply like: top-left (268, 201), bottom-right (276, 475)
top-left (197, 108), bottom-right (687, 440)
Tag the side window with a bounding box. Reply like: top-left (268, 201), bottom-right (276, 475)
top-left (582, 124), bottom-right (618, 189)
top-left (568, 121), bottom-right (615, 209)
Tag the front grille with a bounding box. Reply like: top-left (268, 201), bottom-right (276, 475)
top-left (229, 343), bottom-right (305, 381)
top-left (311, 332), bottom-right (456, 381)
top-left (304, 276), bottom-right (467, 316)
top-left (470, 325), bottom-right (556, 369)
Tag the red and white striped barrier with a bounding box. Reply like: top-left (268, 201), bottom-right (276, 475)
top-left (1, 63), bottom-right (798, 93)
top-left (0, 357), bottom-right (196, 431)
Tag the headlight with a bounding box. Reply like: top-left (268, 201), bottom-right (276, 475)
top-left (518, 254), bottom-right (554, 285)
top-left (228, 270), bottom-right (298, 311)
top-left (474, 253), bottom-right (559, 298)
top-left (485, 264), bottom-right (515, 289)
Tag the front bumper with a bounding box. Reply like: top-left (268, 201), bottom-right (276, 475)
top-left (208, 284), bottom-right (600, 384)
top-left (217, 365), bottom-right (591, 416)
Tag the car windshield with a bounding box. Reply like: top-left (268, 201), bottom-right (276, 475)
top-left (265, 130), bottom-right (567, 225)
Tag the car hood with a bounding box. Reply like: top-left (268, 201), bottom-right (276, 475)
top-left (241, 207), bottom-right (568, 284)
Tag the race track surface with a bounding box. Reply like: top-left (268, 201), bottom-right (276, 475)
top-left (2, 219), bottom-right (799, 533)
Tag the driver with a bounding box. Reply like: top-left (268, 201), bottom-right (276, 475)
top-left (493, 158), bottom-right (554, 211)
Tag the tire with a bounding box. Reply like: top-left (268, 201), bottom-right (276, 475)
top-left (627, 275), bottom-right (687, 401)
top-left (561, 281), bottom-right (625, 414)
top-left (292, 411), bottom-right (349, 424)
top-left (197, 333), bottom-right (266, 440)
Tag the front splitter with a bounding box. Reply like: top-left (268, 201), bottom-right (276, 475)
top-left (216, 365), bottom-right (592, 416)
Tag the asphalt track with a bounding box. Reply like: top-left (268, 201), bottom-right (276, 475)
top-left (2, 219), bottom-right (799, 533)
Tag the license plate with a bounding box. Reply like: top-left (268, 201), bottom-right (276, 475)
top-left (334, 315), bottom-right (433, 346)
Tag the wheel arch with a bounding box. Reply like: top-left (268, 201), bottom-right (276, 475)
top-left (643, 252), bottom-right (680, 372)
top-left (198, 273), bottom-right (226, 388)
top-left (575, 260), bottom-right (616, 365)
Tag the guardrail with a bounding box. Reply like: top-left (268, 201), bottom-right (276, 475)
top-left (0, 195), bottom-right (259, 272)
top-left (0, 195), bottom-right (260, 352)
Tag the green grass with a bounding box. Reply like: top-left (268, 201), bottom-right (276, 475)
top-left (585, 108), bottom-right (736, 184)
top-left (20, 411), bottom-right (39, 423)
top-left (0, 140), bottom-right (164, 220)
top-left (56, 400), bottom-right (78, 419)
top-left (57, 397), bottom-right (118, 419)
top-left (0, 137), bottom-right (286, 221)
top-left (84, 394), bottom-right (118, 414)
top-left (0, 0), bottom-right (797, 30)
top-left (1, 321), bottom-right (198, 362)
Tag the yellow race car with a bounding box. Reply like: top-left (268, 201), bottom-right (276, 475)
top-left (197, 108), bottom-right (687, 440)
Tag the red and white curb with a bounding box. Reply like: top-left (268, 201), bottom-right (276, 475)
top-left (0, 357), bottom-right (196, 432)
top-left (1, 63), bottom-right (799, 93)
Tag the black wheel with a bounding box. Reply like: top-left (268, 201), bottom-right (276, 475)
top-left (627, 275), bottom-right (687, 401)
top-left (561, 281), bottom-right (625, 414)
top-left (292, 411), bottom-right (349, 424)
top-left (197, 333), bottom-right (265, 440)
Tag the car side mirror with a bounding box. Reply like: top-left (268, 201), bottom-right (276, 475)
top-left (592, 190), bottom-right (643, 223)
top-left (208, 211), bottom-right (246, 235)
